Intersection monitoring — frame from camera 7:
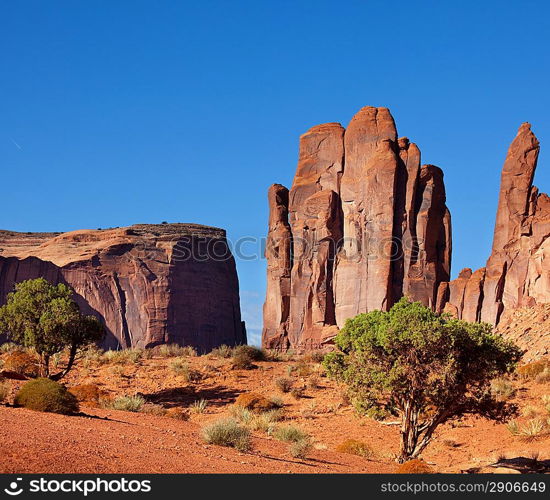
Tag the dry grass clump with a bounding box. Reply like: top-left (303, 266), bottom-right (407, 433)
top-left (2, 351), bottom-right (39, 377)
top-left (522, 405), bottom-right (539, 418)
top-left (336, 439), bottom-right (375, 458)
top-left (14, 378), bottom-right (79, 415)
top-left (190, 399), bottom-right (208, 414)
top-left (155, 344), bottom-right (197, 358)
top-left (235, 392), bottom-right (277, 413)
top-left (210, 345), bottom-right (234, 358)
top-left (291, 360), bottom-right (313, 377)
top-left (201, 418), bottom-right (251, 452)
top-left (506, 418), bottom-right (548, 441)
top-left (102, 349), bottom-right (143, 365)
top-left (275, 377), bottom-right (293, 393)
top-left (395, 459), bottom-right (434, 473)
top-left (140, 403), bottom-right (167, 416)
top-left (491, 378), bottom-right (515, 400)
top-left (308, 375), bottom-right (321, 389)
top-left (289, 438), bottom-right (312, 459)
top-left (103, 395), bottom-right (145, 412)
top-left (273, 425), bottom-right (309, 443)
top-left (169, 358), bottom-right (202, 382)
top-left (290, 386), bottom-right (305, 399)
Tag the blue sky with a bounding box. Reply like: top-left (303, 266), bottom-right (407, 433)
top-left (2, 1), bottom-right (549, 345)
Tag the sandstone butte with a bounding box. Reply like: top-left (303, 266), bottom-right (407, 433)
top-left (262, 105), bottom-right (549, 354)
top-left (0, 223), bottom-right (246, 351)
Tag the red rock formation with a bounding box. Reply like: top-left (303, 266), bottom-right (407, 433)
top-left (0, 224), bottom-right (246, 351)
top-left (439, 122), bottom-right (550, 327)
top-left (263, 106), bottom-right (452, 350)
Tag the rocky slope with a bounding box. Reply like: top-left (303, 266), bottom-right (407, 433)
top-left (263, 106), bottom-right (452, 350)
top-left (0, 224), bottom-right (246, 350)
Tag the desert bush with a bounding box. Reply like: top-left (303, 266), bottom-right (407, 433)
top-left (395, 459), bottom-right (434, 474)
top-left (289, 438), bottom-right (312, 459)
top-left (516, 360), bottom-right (550, 380)
top-left (68, 384), bottom-right (102, 404)
top-left (0, 278), bottom-right (105, 379)
top-left (275, 377), bottom-right (293, 393)
top-left (308, 375), bottom-right (320, 390)
top-left (269, 396), bottom-right (285, 408)
top-left (230, 405), bottom-right (254, 424)
top-left (235, 392), bottom-right (277, 413)
top-left (491, 378), bottom-right (515, 400)
top-left (324, 297), bottom-right (522, 463)
top-left (104, 395), bottom-right (145, 412)
top-left (273, 425), bottom-right (309, 443)
top-left (522, 405), bottom-right (538, 418)
top-left (190, 399), bottom-right (208, 414)
top-left (293, 360), bottom-right (313, 377)
top-left (14, 378), bottom-right (79, 414)
top-left (250, 409), bottom-right (284, 433)
top-left (102, 349), bottom-right (143, 365)
top-left (169, 358), bottom-right (202, 382)
top-left (210, 345), bottom-right (234, 358)
top-left (231, 345), bottom-right (265, 369)
top-left (2, 351), bottom-right (39, 377)
top-left (0, 381), bottom-right (9, 403)
top-left (202, 418), bottom-right (251, 452)
top-left (306, 351), bottom-right (326, 364)
top-left (156, 344), bottom-right (196, 358)
top-left (290, 386), bottom-right (305, 400)
top-left (165, 407), bottom-right (190, 420)
top-left (519, 419), bottom-right (546, 442)
top-left (442, 439), bottom-right (460, 448)
top-left (336, 439), bottom-right (374, 458)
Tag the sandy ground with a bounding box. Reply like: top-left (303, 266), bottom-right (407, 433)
top-left (1, 353), bottom-right (549, 473)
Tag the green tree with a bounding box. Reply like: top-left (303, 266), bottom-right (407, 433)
top-left (0, 278), bottom-right (105, 380)
top-left (324, 298), bottom-right (523, 463)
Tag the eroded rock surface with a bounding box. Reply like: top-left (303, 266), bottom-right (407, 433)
top-left (0, 224), bottom-right (246, 351)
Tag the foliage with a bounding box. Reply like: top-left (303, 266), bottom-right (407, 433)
top-left (2, 351), bottom-right (39, 377)
top-left (324, 298), bottom-right (522, 462)
top-left (14, 378), bottom-right (79, 414)
top-left (289, 438), bottom-right (312, 459)
top-left (516, 359), bottom-right (549, 380)
top-left (210, 345), bottom-right (234, 358)
top-left (102, 349), bottom-right (143, 365)
top-left (0, 381), bottom-right (9, 403)
top-left (190, 399), bottom-right (208, 413)
top-left (201, 418), bottom-right (251, 452)
top-left (275, 377), bottom-right (293, 393)
top-left (491, 378), bottom-right (515, 400)
top-left (273, 425), bottom-right (309, 443)
top-left (231, 345), bottom-right (265, 369)
top-left (155, 344), bottom-right (197, 358)
top-left (104, 395), bottom-right (145, 412)
top-left (68, 384), bottom-right (102, 404)
top-left (0, 278), bottom-right (105, 379)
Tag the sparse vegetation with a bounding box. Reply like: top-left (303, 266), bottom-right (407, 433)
top-left (210, 345), bottom-right (234, 358)
top-left (68, 384), bottom-right (102, 405)
top-left (275, 377), bottom-right (293, 393)
top-left (336, 439), bottom-right (374, 458)
top-left (516, 359), bottom-right (550, 380)
top-left (104, 395), bottom-right (145, 412)
top-left (170, 358), bottom-right (202, 382)
top-left (273, 425), bottom-right (309, 443)
top-left (0, 278), bottom-right (105, 379)
top-left (289, 438), bottom-right (312, 459)
top-left (190, 399), bottom-right (208, 414)
top-left (2, 351), bottom-right (39, 377)
top-left (324, 298), bottom-right (522, 463)
top-left (102, 349), bottom-right (143, 365)
top-left (202, 418), bottom-right (251, 452)
top-left (14, 378), bottom-right (79, 415)
top-left (231, 345), bottom-right (265, 370)
top-left (235, 392), bottom-right (277, 413)
top-left (491, 378), bottom-right (515, 400)
top-left (156, 344), bottom-right (197, 358)
top-left (290, 386), bottom-right (305, 399)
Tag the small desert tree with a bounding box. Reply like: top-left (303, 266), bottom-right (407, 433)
top-left (324, 298), bottom-right (522, 463)
top-left (0, 278), bottom-right (105, 380)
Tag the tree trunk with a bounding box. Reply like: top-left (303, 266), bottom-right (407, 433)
top-left (51, 343), bottom-right (78, 381)
top-left (39, 354), bottom-right (50, 378)
top-left (398, 402), bottom-right (419, 463)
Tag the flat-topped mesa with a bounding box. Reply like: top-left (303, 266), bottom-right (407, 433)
top-left (262, 106), bottom-right (452, 350)
top-left (439, 122), bottom-right (550, 326)
top-left (0, 223), bottom-right (246, 351)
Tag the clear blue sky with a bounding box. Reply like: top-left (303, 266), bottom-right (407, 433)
top-left (2, 1), bottom-right (549, 345)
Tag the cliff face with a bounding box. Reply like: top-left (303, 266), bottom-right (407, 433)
top-left (439, 123), bottom-right (550, 325)
top-left (0, 224), bottom-right (246, 351)
top-left (263, 106), bottom-right (452, 350)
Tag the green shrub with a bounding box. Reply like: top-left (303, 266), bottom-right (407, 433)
top-left (275, 377), bottom-right (293, 393)
top-left (289, 438), bottom-right (312, 459)
top-left (14, 378), bottom-right (79, 414)
top-left (273, 425), bottom-right (309, 443)
top-left (104, 395), bottom-right (145, 412)
top-left (0, 342), bottom-right (20, 354)
top-left (202, 418), bottom-right (251, 452)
